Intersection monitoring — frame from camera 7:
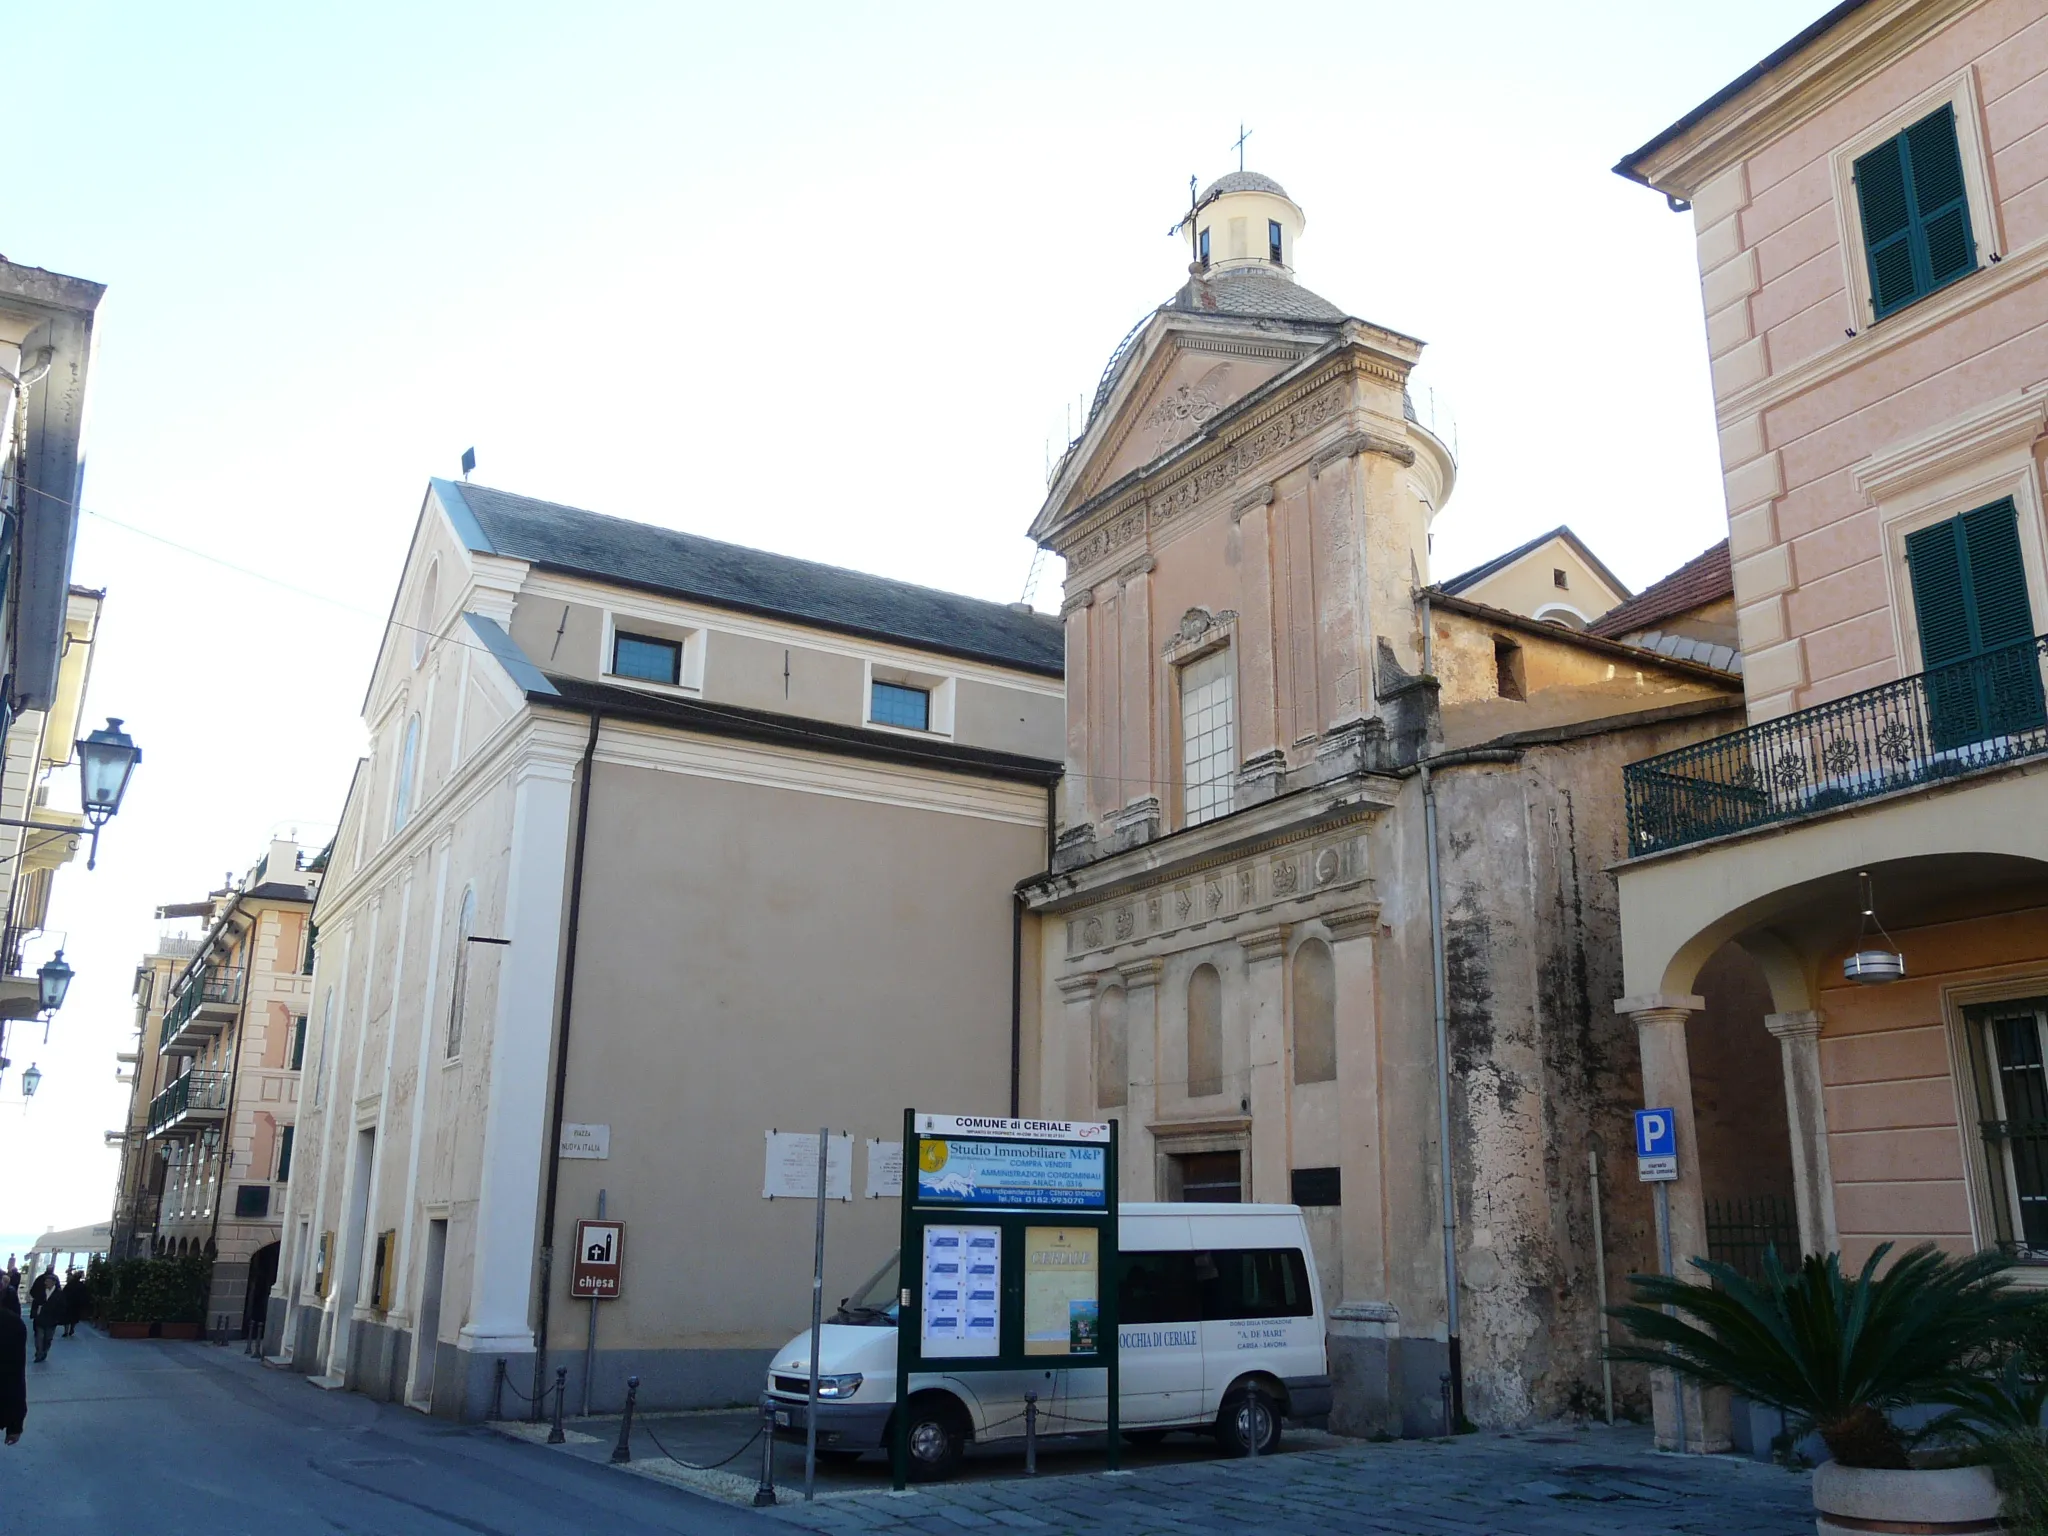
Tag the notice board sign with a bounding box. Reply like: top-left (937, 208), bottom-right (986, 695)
top-left (572, 1219), bottom-right (624, 1299)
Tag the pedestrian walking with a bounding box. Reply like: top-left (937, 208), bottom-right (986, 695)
top-left (0, 1283), bottom-right (22, 1443)
top-left (59, 1270), bottom-right (86, 1337)
top-left (27, 1270), bottom-right (58, 1363)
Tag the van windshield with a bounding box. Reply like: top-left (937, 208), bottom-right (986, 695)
top-left (831, 1253), bottom-right (900, 1326)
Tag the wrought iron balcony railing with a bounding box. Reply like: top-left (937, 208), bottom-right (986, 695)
top-left (146, 1069), bottom-right (229, 1136)
top-left (159, 965), bottom-right (245, 1047)
top-left (1624, 634), bottom-right (2048, 857)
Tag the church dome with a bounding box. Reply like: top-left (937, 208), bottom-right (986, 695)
top-left (1199, 169), bottom-right (1290, 200)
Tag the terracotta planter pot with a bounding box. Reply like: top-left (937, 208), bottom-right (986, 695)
top-left (101, 1321), bottom-right (151, 1340)
top-left (1813, 1461), bottom-right (2003, 1535)
top-left (156, 1322), bottom-right (201, 1341)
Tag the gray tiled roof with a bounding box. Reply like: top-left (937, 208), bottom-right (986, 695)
top-left (1201, 170), bottom-right (1290, 199)
top-left (439, 481), bottom-right (1065, 677)
top-left (1166, 267), bottom-right (1345, 324)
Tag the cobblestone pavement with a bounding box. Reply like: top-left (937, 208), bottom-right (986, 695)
top-left (746, 1424), bottom-right (1814, 1536)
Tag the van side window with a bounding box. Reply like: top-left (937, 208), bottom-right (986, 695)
top-left (1118, 1251), bottom-right (1199, 1324)
top-left (1195, 1248), bottom-right (1314, 1321)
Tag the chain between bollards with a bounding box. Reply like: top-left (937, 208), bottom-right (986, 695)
top-left (611, 1376), bottom-right (640, 1463)
top-left (753, 1398), bottom-right (778, 1507)
top-left (1024, 1392), bottom-right (1038, 1476)
top-left (547, 1367), bottom-right (568, 1444)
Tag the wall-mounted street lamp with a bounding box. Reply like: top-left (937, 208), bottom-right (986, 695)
top-left (0, 716), bottom-right (142, 871)
top-left (21, 1063), bottom-right (41, 1097)
top-left (37, 951), bottom-right (72, 1012)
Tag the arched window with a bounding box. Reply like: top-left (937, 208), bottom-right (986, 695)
top-left (1094, 986), bottom-right (1127, 1109)
top-left (1187, 964), bottom-right (1223, 1099)
top-left (1292, 940), bottom-right (1337, 1084)
top-left (412, 560), bottom-right (440, 667)
top-left (392, 715), bottom-right (421, 832)
top-left (447, 886), bottom-right (476, 1059)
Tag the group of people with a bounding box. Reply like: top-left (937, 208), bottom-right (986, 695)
top-left (0, 1255), bottom-right (88, 1446)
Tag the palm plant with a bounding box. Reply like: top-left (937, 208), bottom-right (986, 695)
top-left (1608, 1242), bottom-right (2048, 1468)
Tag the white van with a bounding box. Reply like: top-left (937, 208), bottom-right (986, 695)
top-left (763, 1203), bottom-right (1330, 1480)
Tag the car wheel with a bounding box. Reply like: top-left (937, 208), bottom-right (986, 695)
top-left (901, 1394), bottom-right (968, 1482)
top-left (1217, 1388), bottom-right (1282, 1457)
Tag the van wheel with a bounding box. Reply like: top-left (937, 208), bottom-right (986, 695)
top-left (900, 1394), bottom-right (968, 1482)
top-left (1217, 1388), bottom-right (1282, 1457)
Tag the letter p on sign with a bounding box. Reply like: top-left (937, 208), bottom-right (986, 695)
top-left (1635, 1108), bottom-right (1678, 1182)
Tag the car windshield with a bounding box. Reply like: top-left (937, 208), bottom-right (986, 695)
top-left (831, 1252), bottom-right (900, 1325)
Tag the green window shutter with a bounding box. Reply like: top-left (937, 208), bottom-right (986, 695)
top-left (1856, 103), bottom-right (1977, 320)
top-left (1856, 134), bottom-right (1919, 316)
top-left (1906, 104), bottom-right (1975, 289)
top-left (277, 1125), bottom-right (294, 1184)
top-left (1960, 499), bottom-right (2033, 647)
top-left (1907, 518), bottom-right (1973, 665)
top-left (1908, 501), bottom-right (2042, 747)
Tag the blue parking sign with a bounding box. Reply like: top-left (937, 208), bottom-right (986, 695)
top-left (1635, 1108), bottom-right (1678, 1181)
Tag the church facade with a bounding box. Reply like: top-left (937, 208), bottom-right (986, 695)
top-left (1019, 171), bottom-right (1750, 1432)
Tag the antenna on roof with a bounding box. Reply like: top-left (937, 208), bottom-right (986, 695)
top-left (460, 447), bottom-right (476, 481)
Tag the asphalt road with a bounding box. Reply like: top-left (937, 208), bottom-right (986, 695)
top-left (0, 1321), bottom-right (755, 1536)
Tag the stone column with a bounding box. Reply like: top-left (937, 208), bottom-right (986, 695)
top-left (1060, 592), bottom-right (1093, 832)
top-left (1241, 928), bottom-right (1290, 1203)
top-left (1765, 1010), bottom-right (1838, 1258)
top-left (1232, 488), bottom-right (1281, 776)
top-left (1119, 960), bottom-right (1164, 1202)
top-left (1117, 557), bottom-right (1157, 834)
top-left (1616, 992), bottom-right (1728, 1454)
top-left (1327, 906), bottom-right (1385, 1305)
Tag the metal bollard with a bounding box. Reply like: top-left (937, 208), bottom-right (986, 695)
top-left (547, 1367), bottom-right (568, 1444)
top-left (1246, 1395), bottom-right (1260, 1459)
top-left (753, 1398), bottom-right (779, 1507)
top-left (611, 1376), bottom-right (640, 1464)
top-left (490, 1359), bottom-right (506, 1422)
top-left (1024, 1392), bottom-right (1038, 1476)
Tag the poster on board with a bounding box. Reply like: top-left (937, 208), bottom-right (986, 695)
top-left (1024, 1226), bottom-right (1099, 1355)
top-left (920, 1225), bottom-right (1000, 1358)
top-left (915, 1136), bottom-right (1106, 1210)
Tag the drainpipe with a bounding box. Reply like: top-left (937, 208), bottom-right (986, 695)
top-left (534, 711), bottom-right (601, 1412)
top-left (1418, 591), bottom-right (1464, 1430)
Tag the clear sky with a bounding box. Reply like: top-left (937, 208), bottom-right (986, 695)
top-left (0, 0), bottom-right (1819, 1250)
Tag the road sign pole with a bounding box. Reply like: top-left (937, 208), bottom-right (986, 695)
top-left (805, 1127), bottom-right (828, 1502)
top-left (1104, 1117), bottom-right (1119, 1474)
top-left (1654, 1178), bottom-right (1687, 1454)
top-left (893, 1107), bottom-right (914, 1493)
top-left (582, 1188), bottom-right (605, 1417)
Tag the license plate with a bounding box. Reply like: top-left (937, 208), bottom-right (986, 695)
top-left (774, 1409), bottom-right (792, 1427)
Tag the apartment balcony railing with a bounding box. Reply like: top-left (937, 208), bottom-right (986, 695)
top-left (159, 965), bottom-right (244, 1053)
top-left (146, 1069), bottom-right (229, 1137)
top-left (1625, 634), bottom-right (2048, 857)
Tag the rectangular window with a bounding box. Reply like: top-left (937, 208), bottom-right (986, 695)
top-left (611, 631), bottom-right (682, 686)
top-left (1494, 638), bottom-right (1526, 701)
top-left (1968, 999), bottom-right (2048, 1258)
top-left (288, 1016), bottom-right (306, 1072)
top-left (1118, 1250), bottom-right (1199, 1324)
top-left (1198, 227), bottom-right (1210, 265)
top-left (1168, 1149), bottom-right (1242, 1204)
top-left (235, 1184), bottom-right (271, 1219)
top-left (1905, 498), bottom-right (2042, 749)
top-left (1195, 1247), bottom-right (1314, 1320)
top-left (870, 680), bottom-right (930, 731)
top-left (1267, 219), bottom-right (1282, 263)
top-left (1855, 102), bottom-right (1976, 320)
top-left (277, 1125), bottom-right (295, 1184)
top-left (1180, 647), bottom-right (1236, 826)
top-left (1553, 567), bottom-right (1569, 589)
top-left (302, 920), bottom-right (317, 976)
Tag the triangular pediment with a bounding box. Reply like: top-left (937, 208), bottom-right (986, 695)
top-left (1031, 313), bottom-right (1332, 547)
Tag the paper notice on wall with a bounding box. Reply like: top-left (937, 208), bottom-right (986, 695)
top-left (921, 1225), bottom-right (1000, 1358)
top-left (763, 1130), bottom-right (853, 1200)
top-left (865, 1140), bottom-right (903, 1199)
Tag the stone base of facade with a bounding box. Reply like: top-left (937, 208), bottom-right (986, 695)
top-left (1328, 1304), bottom-right (1451, 1438)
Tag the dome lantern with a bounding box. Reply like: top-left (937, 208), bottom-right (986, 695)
top-left (1178, 170), bottom-right (1306, 279)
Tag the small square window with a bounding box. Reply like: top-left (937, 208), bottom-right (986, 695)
top-left (871, 680), bottom-right (930, 731)
top-left (1198, 228), bottom-right (1210, 265)
top-left (1268, 219), bottom-right (1283, 263)
top-left (1553, 568), bottom-right (1568, 589)
top-left (1494, 638), bottom-right (1526, 701)
top-left (235, 1184), bottom-right (272, 1219)
top-left (612, 631), bottom-right (682, 686)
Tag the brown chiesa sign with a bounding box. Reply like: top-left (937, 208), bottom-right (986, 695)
top-left (572, 1219), bottom-right (624, 1299)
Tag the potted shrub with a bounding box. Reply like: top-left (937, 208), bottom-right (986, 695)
top-left (1609, 1243), bottom-right (2045, 1535)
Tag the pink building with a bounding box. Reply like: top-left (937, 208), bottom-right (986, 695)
top-left (1614, 0), bottom-right (2048, 1452)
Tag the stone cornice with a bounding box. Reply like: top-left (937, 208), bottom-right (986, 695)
top-left (1619, 0), bottom-right (1977, 199)
top-left (1852, 384), bottom-right (2048, 503)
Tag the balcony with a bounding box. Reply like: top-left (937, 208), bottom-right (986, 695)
top-left (159, 966), bottom-right (244, 1054)
top-left (1625, 634), bottom-right (2048, 857)
top-left (147, 1069), bottom-right (229, 1137)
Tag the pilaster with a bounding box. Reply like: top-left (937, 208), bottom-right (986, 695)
top-left (1119, 959), bottom-right (1165, 1202)
top-left (1327, 905), bottom-right (1384, 1305)
top-left (1765, 1010), bottom-right (1838, 1258)
top-left (1241, 928), bottom-right (1290, 1204)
